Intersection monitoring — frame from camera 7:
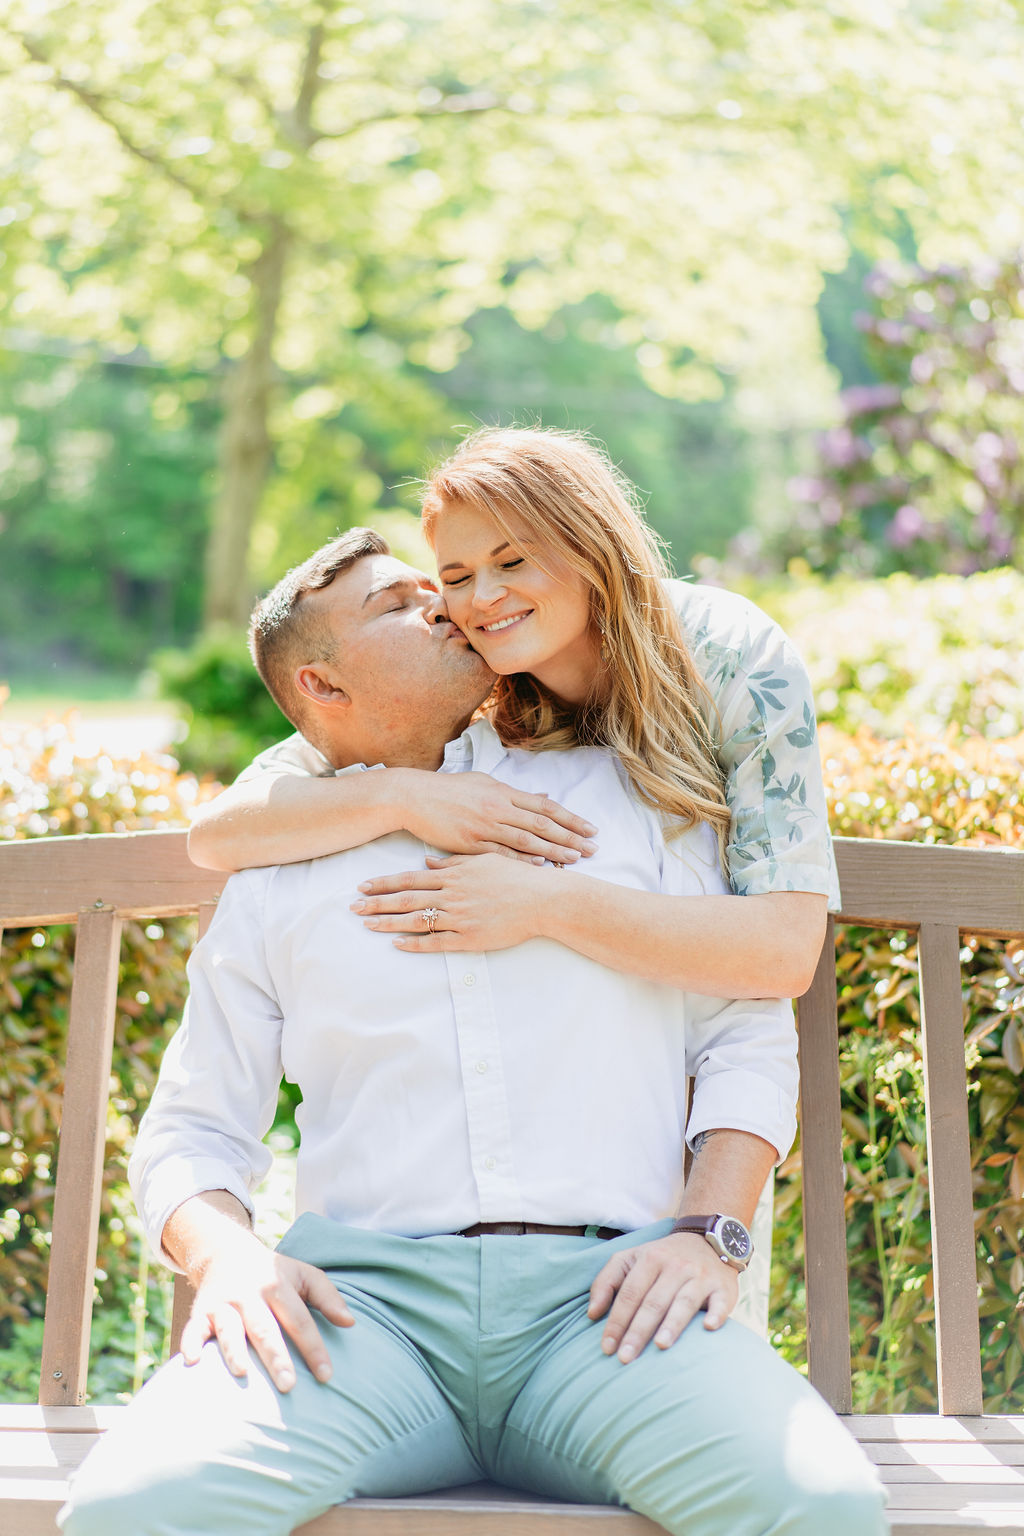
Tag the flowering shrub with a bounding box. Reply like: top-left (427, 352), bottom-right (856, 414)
top-left (771, 726), bottom-right (1024, 1410)
top-left (0, 700), bottom-right (215, 1401)
top-left (785, 252), bottom-right (1024, 576)
top-left (756, 566), bottom-right (1024, 741)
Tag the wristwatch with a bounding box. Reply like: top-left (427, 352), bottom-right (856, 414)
top-left (671, 1214), bottom-right (753, 1271)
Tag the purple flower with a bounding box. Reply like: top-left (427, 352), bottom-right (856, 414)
top-left (887, 504), bottom-right (928, 548)
top-left (840, 383), bottom-right (902, 416)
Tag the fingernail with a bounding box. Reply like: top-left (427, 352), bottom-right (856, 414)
top-left (316, 1363), bottom-right (332, 1382)
top-left (583, 823), bottom-right (597, 836)
top-left (350, 899), bottom-right (365, 912)
top-left (618, 1344), bottom-right (635, 1363)
top-left (357, 882), bottom-right (371, 893)
top-left (582, 840), bottom-right (598, 854)
top-left (656, 1330), bottom-right (671, 1348)
top-left (601, 1336), bottom-right (616, 1354)
top-left (277, 1371), bottom-right (295, 1391)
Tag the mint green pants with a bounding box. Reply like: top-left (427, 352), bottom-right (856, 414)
top-left (61, 1217), bottom-right (888, 1536)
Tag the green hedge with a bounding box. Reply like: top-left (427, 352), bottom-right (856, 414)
top-left (771, 727), bottom-right (1024, 1410)
top-left (0, 707), bottom-right (204, 1400)
top-left (1, 694), bottom-right (1023, 1407)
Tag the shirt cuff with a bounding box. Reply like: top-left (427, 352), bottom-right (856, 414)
top-left (135, 1155), bottom-right (257, 1271)
top-left (730, 856), bottom-right (842, 913)
top-left (686, 1071), bottom-right (798, 1166)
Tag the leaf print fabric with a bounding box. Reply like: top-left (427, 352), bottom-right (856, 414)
top-left (667, 579), bottom-right (841, 910)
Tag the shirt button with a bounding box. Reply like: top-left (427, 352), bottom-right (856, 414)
top-left (463, 973), bottom-right (476, 988)
top-left (483, 1156), bottom-right (497, 1171)
top-left (475, 1060), bottom-right (488, 1074)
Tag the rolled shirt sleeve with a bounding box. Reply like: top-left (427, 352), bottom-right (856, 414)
top-left (128, 870), bottom-right (284, 1267)
top-left (683, 990), bottom-right (800, 1165)
top-left (667, 579), bottom-right (841, 911)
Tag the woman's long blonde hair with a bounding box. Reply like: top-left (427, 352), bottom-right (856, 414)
top-left (422, 426), bottom-right (729, 847)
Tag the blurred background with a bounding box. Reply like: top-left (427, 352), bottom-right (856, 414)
top-left (1, 0), bottom-right (1023, 771)
top-left (2, 0), bottom-right (1024, 1414)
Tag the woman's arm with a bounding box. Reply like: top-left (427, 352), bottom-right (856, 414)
top-left (353, 854), bottom-right (827, 1000)
top-left (187, 768), bottom-right (598, 873)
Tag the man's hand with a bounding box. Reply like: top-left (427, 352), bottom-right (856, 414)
top-left (588, 1232), bottom-right (739, 1363)
top-left (353, 852), bottom-right (557, 952)
top-left (404, 772), bottom-right (597, 866)
top-left (178, 1221), bottom-right (354, 1393)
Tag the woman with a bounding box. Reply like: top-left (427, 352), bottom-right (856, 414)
top-left (189, 427), bottom-right (835, 999)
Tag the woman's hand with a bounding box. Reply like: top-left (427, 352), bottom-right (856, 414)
top-left (401, 771), bottom-right (596, 865)
top-left (352, 852), bottom-right (558, 951)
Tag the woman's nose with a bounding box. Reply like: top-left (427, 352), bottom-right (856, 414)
top-left (472, 570), bottom-right (507, 607)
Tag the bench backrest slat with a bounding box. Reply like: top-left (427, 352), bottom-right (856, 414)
top-left (918, 921), bottom-right (984, 1414)
top-left (165, 900), bottom-right (218, 1357)
top-left (796, 916), bottom-right (853, 1412)
top-left (0, 830), bottom-right (225, 926)
top-left (38, 909), bottom-right (124, 1407)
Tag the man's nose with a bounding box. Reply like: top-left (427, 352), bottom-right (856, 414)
top-left (426, 590), bottom-right (449, 624)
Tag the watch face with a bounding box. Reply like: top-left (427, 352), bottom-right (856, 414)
top-left (718, 1218), bottom-right (751, 1260)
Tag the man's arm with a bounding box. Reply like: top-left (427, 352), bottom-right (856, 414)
top-left (164, 1190), bottom-right (353, 1393)
top-left (130, 873), bottom-right (351, 1392)
top-left (588, 984), bottom-right (798, 1360)
top-left (588, 1128), bottom-right (776, 1360)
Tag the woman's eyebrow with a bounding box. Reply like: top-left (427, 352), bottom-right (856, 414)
top-left (439, 542), bottom-right (511, 573)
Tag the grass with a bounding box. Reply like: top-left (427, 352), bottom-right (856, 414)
top-left (2, 667), bottom-right (159, 716)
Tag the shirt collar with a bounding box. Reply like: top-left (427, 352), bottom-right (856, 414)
top-left (440, 716), bottom-right (509, 776)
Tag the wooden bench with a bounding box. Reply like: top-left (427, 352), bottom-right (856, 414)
top-left (1, 829), bottom-right (1023, 1536)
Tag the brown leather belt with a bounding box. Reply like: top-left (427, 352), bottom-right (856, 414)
top-left (457, 1221), bottom-right (623, 1239)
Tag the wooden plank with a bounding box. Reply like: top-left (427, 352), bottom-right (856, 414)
top-left (169, 1274), bottom-right (193, 1359)
top-left (295, 1499), bottom-right (660, 1536)
top-left (0, 830), bottom-right (226, 926)
top-left (848, 1418), bottom-right (1024, 1444)
top-left (866, 1445), bottom-right (1024, 1467)
top-left (0, 1432), bottom-right (95, 1470)
top-left (796, 916), bottom-right (852, 1412)
top-left (884, 1486), bottom-right (1024, 1509)
top-left (887, 1518), bottom-right (1024, 1533)
top-left (918, 924), bottom-right (984, 1415)
top-left (835, 840), bottom-right (1024, 938)
top-left (0, 1407), bottom-right (123, 1432)
top-left (879, 1468), bottom-right (1024, 1485)
top-left (164, 902), bottom-right (214, 1358)
top-left (38, 910), bottom-right (124, 1409)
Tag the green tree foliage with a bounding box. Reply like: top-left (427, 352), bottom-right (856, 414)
top-left (0, 350), bottom-right (215, 672)
top-left (5, 0), bottom-right (1024, 627)
top-left (785, 254), bottom-right (1024, 575)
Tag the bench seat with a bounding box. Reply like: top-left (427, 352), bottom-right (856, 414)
top-left (5, 1406), bottom-right (1024, 1535)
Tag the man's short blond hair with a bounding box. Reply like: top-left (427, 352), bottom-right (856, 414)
top-left (248, 528), bottom-right (390, 734)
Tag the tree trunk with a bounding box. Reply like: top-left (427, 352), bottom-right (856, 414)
top-left (202, 223), bottom-right (289, 631)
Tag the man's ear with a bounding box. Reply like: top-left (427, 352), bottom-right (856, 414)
top-left (294, 664), bottom-right (350, 710)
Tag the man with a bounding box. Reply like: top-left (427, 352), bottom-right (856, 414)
top-left (60, 531), bottom-right (886, 1536)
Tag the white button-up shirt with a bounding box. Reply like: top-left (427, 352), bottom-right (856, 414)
top-left (132, 721), bottom-right (799, 1259)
